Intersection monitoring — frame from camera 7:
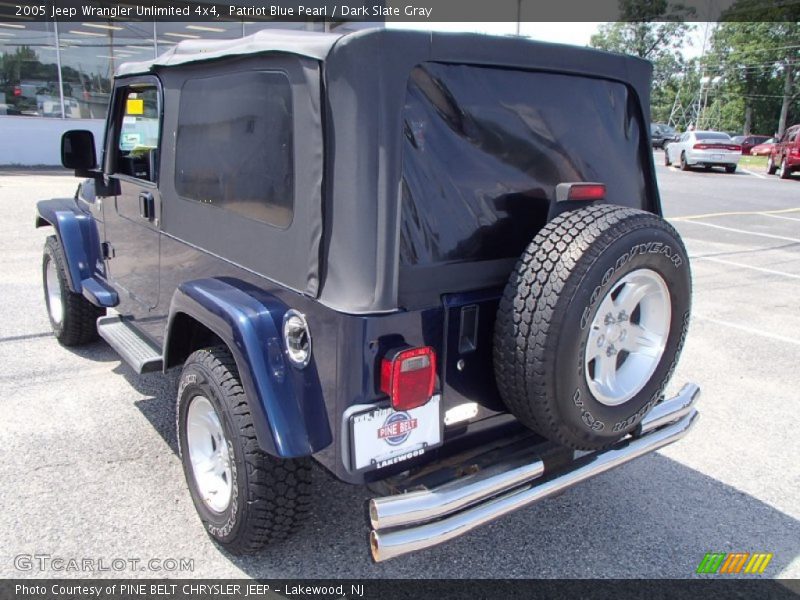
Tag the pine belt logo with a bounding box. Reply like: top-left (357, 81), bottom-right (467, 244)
top-left (378, 412), bottom-right (418, 446)
top-left (696, 552), bottom-right (773, 575)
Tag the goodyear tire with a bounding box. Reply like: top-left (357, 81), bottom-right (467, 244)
top-left (493, 205), bottom-right (691, 450)
top-left (177, 346), bottom-right (312, 554)
top-left (42, 235), bottom-right (104, 346)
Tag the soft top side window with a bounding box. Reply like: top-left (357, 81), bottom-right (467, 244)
top-left (111, 84), bottom-right (160, 182)
top-left (174, 70), bottom-right (294, 229)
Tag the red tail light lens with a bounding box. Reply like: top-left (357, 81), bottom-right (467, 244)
top-left (727, 145), bottom-right (742, 152)
top-left (567, 183), bottom-right (606, 201)
top-left (380, 346), bottom-right (436, 411)
top-left (693, 143), bottom-right (709, 150)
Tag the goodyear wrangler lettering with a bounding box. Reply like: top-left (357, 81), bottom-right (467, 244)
top-left (615, 242), bottom-right (683, 269)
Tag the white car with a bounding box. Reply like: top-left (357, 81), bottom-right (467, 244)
top-left (664, 131), bottom-right (742, 173)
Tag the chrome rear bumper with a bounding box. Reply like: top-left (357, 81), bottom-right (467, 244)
top-left (369, 383), bottom-right (700, 562)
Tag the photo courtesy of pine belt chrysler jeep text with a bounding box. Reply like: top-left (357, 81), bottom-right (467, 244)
top-left (36, 28), bottom-right (699, 561)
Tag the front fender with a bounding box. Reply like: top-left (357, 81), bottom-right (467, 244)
top-left (165, 278), bottom-right (332, 458)
top-left (35, 197), bottom-right (100, 294)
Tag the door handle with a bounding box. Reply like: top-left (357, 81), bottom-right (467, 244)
top-left (138, 191), bottom-right (155, 221)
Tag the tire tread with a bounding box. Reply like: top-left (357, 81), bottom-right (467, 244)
top-left (180, 346), bottom-right (311, 555)
top-left (493, 204), bottom-right (688, 449)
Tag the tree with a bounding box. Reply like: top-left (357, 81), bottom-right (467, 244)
top-left (716, 0), bottom-right (800, 136)
top-left (590, 0), bottom-right (696, 122)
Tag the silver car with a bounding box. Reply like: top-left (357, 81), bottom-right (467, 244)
top-left (665, 131), bottom-right (742, 173)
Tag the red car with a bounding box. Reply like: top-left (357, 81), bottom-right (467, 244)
top-left (738, 134), bottom-right (771, 155)
top-left (768, 125), bottom-right (800, 178)
top-left (750, 138), bottom-right (776, 156)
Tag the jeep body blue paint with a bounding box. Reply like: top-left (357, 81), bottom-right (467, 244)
top-left (35, 196), bottom-right (118, 307)
top-left (165, 278), bottom-right (332, 458)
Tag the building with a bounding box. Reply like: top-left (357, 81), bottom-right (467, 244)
top-left (0, 19), bottom-right (365, 165)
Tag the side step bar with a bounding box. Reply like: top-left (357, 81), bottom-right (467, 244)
top-left (97, 315), bottom-right (163, 374)
top-left (369, 383), bottom-right (700, 562)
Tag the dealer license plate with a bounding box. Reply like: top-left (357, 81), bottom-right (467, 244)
top-left (350, 395), bottom-right (441, 471)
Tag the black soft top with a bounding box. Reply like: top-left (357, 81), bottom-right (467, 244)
top-left (120, 29), bottom-right (656, 314)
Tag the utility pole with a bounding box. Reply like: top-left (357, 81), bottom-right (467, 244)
top-left (778, 57), bottom-right (794, 138)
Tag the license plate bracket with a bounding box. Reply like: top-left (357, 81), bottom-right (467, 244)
top-left (350, 395), bottom-right (442, 471)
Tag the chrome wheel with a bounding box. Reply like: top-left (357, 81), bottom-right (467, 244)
top-left (584, 268), bottom-right (671, 406)
top-left (186, 395), bottom-right (233, 513)
top-left (45, 257), bottom-right (64, 325)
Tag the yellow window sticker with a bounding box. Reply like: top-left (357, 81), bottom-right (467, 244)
top-left (126, 98), bottom-right (144, 115)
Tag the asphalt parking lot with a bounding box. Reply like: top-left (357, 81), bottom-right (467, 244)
top-left (1, 156), bottom-right (798, 580)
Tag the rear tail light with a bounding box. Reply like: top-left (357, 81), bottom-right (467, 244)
top-left (555, 182), bottom-right (606, 202)
top-left (13, 86), bottom-right (21, 97)
top-left (380, 346), bottom-right (436, 411)
top-left (693, 143), bottom-right (741, 152)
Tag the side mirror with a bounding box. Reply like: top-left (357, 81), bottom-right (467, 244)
top-left (61, 130), bottom-right (97, 174)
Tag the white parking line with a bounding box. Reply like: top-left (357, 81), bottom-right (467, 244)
top-left (670, 207), bottom-right (800, 221)
top-left (740, 168), bottom-right (766, 179)
top-left (692, 256), bottom-right (800, 280)
top-left (762, 213), bottom-right (800, 222)
top-left (678, 220), bottom-right (800, 243)
top-left (693, 315), bottom-right (800, 347)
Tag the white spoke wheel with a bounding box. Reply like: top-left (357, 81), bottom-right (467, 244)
top-left (186, 395), bottom-right (233, 513)
top-left (494, 205), bottom-right (691, 450)
top-left (584, 269), bottom-right (671, 406)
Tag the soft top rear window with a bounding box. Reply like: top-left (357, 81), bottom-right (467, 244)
top-left (399, 63), bottom-right (648, 267)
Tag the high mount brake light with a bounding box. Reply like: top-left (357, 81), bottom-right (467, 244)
top-left (555, 182), bottom-right (606, 202)
top-left (380, 347), bottom-right (436, 411)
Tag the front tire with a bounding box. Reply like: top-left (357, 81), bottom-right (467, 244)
top-left (664, 149), bottom-right (671, 166)
top-left (177, 346), bottom-right (312, 554)
top-left (42, 235), bottom-right (104, 346)
top-left (493, 205), bottom-right (691, 450)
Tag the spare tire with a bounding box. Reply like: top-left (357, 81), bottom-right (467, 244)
top-left (493, 204), bottom-right (691, 450)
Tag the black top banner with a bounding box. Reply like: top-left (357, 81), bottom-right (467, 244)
top-left (0, 0), bottom-right (798, 22)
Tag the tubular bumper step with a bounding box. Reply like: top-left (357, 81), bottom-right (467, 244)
top-left (369, 383), bottom-right (700, 562)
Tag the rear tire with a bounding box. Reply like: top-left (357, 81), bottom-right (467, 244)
top-left (680, 152), bottom-right (690, 171)
top-left (779, 158), bottom-right (791, 179)
top-left (177, 346), bottom-right (312, 555)
top-left (664, 150), bottom-right (671, 166)
top-left (767, 155), bottom-right (778, 175)
top-left (493, 205), bottom-right (692, 450)
top-left (42, 235), bottom-right (104, 346)
top-left (725, 165), bottom-right (736, 173)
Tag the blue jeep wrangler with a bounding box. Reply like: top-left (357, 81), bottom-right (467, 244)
top-left (37, 28), bottom-right (699, 561)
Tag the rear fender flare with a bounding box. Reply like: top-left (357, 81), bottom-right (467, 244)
top-left (165, 278), bottom-right (332, 458)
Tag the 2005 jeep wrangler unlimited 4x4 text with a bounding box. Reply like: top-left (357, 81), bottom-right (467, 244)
top-left (36, 28), bottom-right (699, 561)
